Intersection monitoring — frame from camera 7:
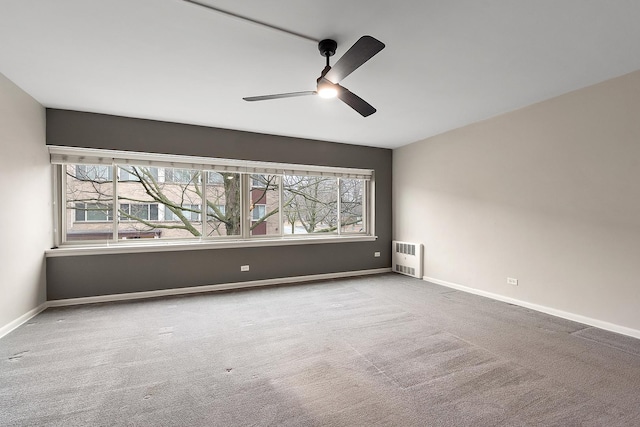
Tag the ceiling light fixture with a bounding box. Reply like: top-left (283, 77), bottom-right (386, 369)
top-left (317, 80), bottom-right (338, 99)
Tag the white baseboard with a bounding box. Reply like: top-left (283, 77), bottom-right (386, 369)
top-left (424, 276), bottom-right (640, 340)
top-left (47, 268), bottom-right (392, 308)
top-left (0, 303), bottom-right (48, 340)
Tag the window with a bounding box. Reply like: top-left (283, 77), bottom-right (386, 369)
top-left (282, 175), bottom-right (338, 234)
top-left (207, 172), bottom-right (224, 184)
top-left (115, 165), bottom-right (203, 240)
top-left (74, 203), bottom-right (113, 222)
top-left (252, 204), bottom-right (266, 221)
top-left (164, 168), bottom-right (196, 184)
top-left (251, 175), bottom-right (268, 188)
top-left (119, 167), bottom-right (158, 182)
top-left (51, 146), bottom-right (373, 247)
top-left (339, 179), bottom-right (364, 233)
top-left (249, 174), bottom-right (279, 237)
top-left (120, 203), bottom-right (159, 221)
top-left (205, 171), bottom-right (241, 237)
top-left (75, 165), bottom-right (112, 181)
top-left (65, 164), bottom-right (114, 241)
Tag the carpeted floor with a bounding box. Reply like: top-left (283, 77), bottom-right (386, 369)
top-left (1, 273), bottom-right (640, 426)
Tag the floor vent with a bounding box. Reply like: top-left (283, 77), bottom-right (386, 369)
top-left (392, 240), bottom-right (423, 279)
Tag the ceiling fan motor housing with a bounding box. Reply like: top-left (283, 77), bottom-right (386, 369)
top-left (318, 39), bottom-right (337, 57)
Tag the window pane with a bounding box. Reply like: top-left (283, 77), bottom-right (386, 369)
top-left (251, 175), bottom-right (267, 188)
top-left (249, 174), bottom-right (280, 236)
top-left (164, 168), bottom-right (194, 184)
top-left (252, 205), bottom-right (266, 221)
top-left (86, 203), bottom-right (112, 221)
top-left (65, 164), bottom-right (114, 241)
top-left (204, 172), bottom-right (241, 237)
top-left (117, 166), bottom-right (201, 240)
top-left (129, 204), bottom-right (149, 221)
top-left (119, 168), bottom-right (132, 182)
top-left (149, 204), bottom-right (158, 221)
top-left (207, 172), bottom-right (224, 184)
top-left (340, 179), bottom-right (364, 233)
top-left (76, 165), bottom-right (113, 182)
top-left (282, 175), bottom-right (338, 234)
top-left (75, 203), bottom-right (85, 222)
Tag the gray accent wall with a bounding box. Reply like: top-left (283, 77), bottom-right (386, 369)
top-left (46, 109), bottom-right (392, 300)
top-left (0, 73), bottom-right (50, 331)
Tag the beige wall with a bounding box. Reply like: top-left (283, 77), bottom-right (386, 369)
top-left (0, 73), bottom-right (50, 335)
top-left (394, 70), bottom-right (640, 334)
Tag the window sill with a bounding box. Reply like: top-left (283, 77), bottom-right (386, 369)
top-left (45, 235), bottom-right (378, 257)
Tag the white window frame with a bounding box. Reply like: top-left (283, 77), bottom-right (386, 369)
top-left (48, 146), bottom-right (376, 255)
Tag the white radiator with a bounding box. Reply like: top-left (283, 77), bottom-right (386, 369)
top-left (392, 240), bottom-right (423, 279)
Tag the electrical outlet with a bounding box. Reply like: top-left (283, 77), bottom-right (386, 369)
top-left (241, 265), bottom-right (250, 272)
top-left (507, 277), bottom-right (518, 286)
top-left (374, 251), bottom-right (381, 257)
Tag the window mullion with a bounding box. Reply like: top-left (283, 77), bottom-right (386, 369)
top-left (52, 165), bottom-right (59, 247)
top-left (201, 169), bottom-right (207, 240)
top-left (112, 164), bottom-right (118, 242)
top-left (336, 178), bottom-right (341, 236)
top-left (366, 179), bottom-right (370, 234)
top-left (278, 175), bottom-right (283, 237)
top-left (241, 174), bottom-right (249, 239)
top-left (368, 177), bottom-right (374, 236)
top-left (60, 165), bottom-right (68, 245)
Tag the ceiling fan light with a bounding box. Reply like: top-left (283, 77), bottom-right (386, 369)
top-left (317, 78), bottom-right (338, 99)
top-left (318, 87), bottom-right (338, 98)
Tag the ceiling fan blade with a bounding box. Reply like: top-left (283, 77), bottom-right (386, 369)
top-left (336, 85), bottom-right (376, 117)
top-left (325, 36), bottom-right (385, 84)
top-left (243, 91), bottom-right (316, 102)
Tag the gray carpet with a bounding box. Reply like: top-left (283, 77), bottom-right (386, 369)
top-left (1, 273), bottom-right (640, 426)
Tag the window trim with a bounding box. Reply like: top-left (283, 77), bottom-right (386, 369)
top-left (49, 146), bottom-right (373, 179)
top-left (50, 146), bottom-right (376, 252)
top-left (45, 234), bottom-right (378, 257)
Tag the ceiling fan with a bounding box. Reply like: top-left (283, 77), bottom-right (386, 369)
top-left (243, 36), bottom-right (385, 117)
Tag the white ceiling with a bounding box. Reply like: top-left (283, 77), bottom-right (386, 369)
top-left (1, 1), bottom-right (640, 149)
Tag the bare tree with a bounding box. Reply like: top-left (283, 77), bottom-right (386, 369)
top-left (283, 176), bottom-right (337, 233)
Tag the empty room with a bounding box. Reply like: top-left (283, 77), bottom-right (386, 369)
top-left (1, 1), bottom-right (640, 425)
